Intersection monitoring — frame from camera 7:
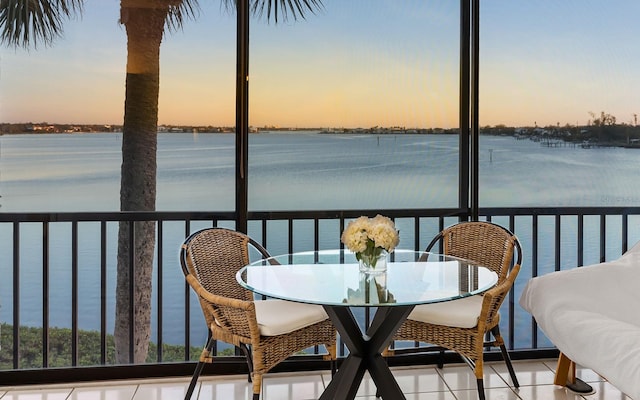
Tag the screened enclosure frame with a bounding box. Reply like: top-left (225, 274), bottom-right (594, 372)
top-left (233, 0), bottom-right (481, 231)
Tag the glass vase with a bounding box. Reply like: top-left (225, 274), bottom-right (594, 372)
top-left (358, 250), bottom-right (388, 274)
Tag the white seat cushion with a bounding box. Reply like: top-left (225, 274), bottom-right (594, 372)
top-left (407, 295), bottom-right (483, 329)
top-left (254, 299), bottom-right (329, 336)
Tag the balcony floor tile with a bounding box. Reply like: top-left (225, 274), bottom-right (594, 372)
top-left (0, 358), bottom-right (630, 399)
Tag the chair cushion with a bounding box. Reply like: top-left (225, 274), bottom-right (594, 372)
top-left (407, 295), bottom-right (483, 329)
top-left (254, 299), bottom-right (329, 336)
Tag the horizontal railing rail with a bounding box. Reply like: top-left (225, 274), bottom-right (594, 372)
top-left (2, 206), bottom-right (640, 385)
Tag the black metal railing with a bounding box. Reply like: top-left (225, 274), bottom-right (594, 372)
top-left (2, 206), bottom-right (639, 385)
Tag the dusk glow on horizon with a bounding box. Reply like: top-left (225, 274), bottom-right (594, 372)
top-left (1, 1), bottom-right (639, 129)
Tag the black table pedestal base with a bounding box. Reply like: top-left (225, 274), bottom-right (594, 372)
top-left (320, 305), bottom-right (414, 400)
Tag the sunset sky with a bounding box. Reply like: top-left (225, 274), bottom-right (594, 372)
top-left (1, 1), bottom-right (639, 129)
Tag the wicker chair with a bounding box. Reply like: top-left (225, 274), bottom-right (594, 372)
top-left (180, 227), bottom-right (337, 400)
top-left (389, 221), bottom-right (521, 400)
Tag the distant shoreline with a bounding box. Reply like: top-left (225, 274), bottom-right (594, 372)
top-left (2, 123), bottom-right (640, 149)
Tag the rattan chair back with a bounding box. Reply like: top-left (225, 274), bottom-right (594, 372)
top-left (426, 220), bottom-right (521, 282)
top-left (182, 227), bottom-right (268, 301)
top-left (181, 228), bottom-right (270, 333)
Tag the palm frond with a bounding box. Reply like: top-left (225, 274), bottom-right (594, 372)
top-left (165, 0), bottom-right (199, 33)
top-left (222, 0), bottom-right (324, 23)
top-left (254, 0), bottom-right (324, 22)
top-left (0, 0), bottom-right (84, 49)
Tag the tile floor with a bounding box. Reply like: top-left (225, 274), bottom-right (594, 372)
top-left (0, 359), bottom-right (631, 400)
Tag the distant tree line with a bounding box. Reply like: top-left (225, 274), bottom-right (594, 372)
top-left (0, 123), bottom-right (312, 134)
top-left (4, 112), bottom-right (640, 148)
top-left (482, 112), bottom-right (640, 147)
top-left (0, 123), bottom-right (118, 134)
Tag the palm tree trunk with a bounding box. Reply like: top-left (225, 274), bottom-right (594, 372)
top-left (115, 3), bottom-right (168, 364)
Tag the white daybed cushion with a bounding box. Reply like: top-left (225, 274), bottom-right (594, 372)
top-left (254, 299), bottom-right (329, 336)
top-left (408, 295), bottom-right (483, 329)
top-left (519, 241), bottom-right (640, 400)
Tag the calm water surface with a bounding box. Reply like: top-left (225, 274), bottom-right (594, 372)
top-left (1, 132), bottom-right (639, 348)
top-left (2, 131), bottom-right (638, 212)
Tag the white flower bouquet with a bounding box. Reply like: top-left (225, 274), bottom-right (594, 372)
top-left (341, 214), bottom-right (400, 270)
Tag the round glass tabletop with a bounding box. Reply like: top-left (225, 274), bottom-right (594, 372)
top-left (237, 249), bottom-right (498, 307)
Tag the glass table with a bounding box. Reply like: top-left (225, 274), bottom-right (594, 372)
top-left (236, 249), bottom-right (498, 400)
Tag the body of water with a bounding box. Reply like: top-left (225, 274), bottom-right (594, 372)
top-left (1, 131), bottom-right (639, 349)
